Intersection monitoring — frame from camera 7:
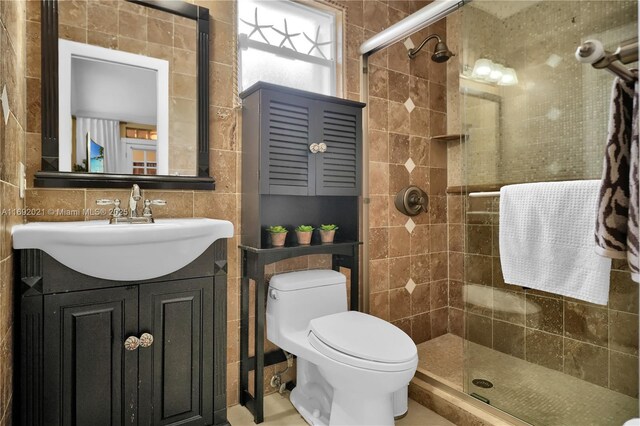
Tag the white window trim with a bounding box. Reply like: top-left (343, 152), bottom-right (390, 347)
top-left (237, 0), bottom-right (345, 97)
top-left (300, 0), bottom-right (345, 97)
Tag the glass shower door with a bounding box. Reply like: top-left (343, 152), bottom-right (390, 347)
top-left (459, 1), bottom-right (639, 424)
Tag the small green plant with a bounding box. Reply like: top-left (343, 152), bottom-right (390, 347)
top-left (319, 224), bottom-right (338, 231)
top-left (267, 225), bottom-right (288, 234)
top-left (295, 225), bottom-right (314, 232)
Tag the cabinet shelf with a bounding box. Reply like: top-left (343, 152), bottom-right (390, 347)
top-left (240, 240), bottom-right (361, 261)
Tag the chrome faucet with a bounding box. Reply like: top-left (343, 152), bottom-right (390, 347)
top-left (129, 184), bottom-right (142, 218)
top-left (97, 184), bottom-right (166, 224)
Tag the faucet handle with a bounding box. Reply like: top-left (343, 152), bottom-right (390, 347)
top-left (96, 198), bottom-right (124, 219)
top-left (142, 199), bottom-right (167, 219)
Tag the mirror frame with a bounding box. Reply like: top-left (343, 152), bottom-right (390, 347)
top-left (37, 0), bottom-right (215, 190)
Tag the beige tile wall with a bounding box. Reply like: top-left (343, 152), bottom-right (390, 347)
top-left (357, 1), bottom-right (451, 346)
top-left (454, 197), bottom-right (639, 398)
top-left (0, 0), bottom-right (28, 422)
top-left (453, 1), bottom-right (637, 187)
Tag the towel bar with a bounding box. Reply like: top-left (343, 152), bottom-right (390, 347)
top-left (576, 38), bottom-right (638, 82)
top-left (469, 191), bottom-right (500, 198)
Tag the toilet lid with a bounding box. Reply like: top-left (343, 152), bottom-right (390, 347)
top-left (309, 311), bottom-right (417, 364)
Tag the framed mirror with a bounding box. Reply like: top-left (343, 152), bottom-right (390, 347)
top-left (37, 0), bottom-right (214, 189)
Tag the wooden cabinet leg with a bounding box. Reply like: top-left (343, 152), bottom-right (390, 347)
top-left (240, 276), bottom-right (249, 407)
top-left (351, 249), bottom-right (359, 311)
top-left (254, 269), bottom-right (266, 423)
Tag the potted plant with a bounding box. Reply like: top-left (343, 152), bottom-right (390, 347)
top-left (295, 225), bottom-right (314, 245)
top-left (319, 224), bottom-right (338, 243)
top-left (267, 225), bottom-right (288, 247)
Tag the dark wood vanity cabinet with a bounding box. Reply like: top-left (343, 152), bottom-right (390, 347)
top-left (17, 241), bottom-right (229, 426)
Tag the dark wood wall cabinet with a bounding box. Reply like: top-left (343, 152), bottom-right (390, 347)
top-left (240, 82), bottom-right (365, 248)
top-left (238, 82), bottom-right (365, 423)
top-left (17, 240), bottom-right (230, 426)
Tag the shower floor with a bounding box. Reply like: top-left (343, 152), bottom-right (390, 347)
top-left (417, 334), bottom-right (638, 426)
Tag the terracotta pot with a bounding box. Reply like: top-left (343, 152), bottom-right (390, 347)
top-left (296, 231), bottom-right (313, 245)
top-left (270, 232), bottom-right (287, 247)
top-left (319, 229), bottom-right (336, 243)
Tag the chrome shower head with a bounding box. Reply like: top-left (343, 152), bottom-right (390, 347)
top-left (408, 34), bottom-right (455, 63)
top-left (431, 40), bottom-right (454, 63)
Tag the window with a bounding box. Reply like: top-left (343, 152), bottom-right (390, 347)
top-left (238, 0), bottom-right (343, 96)
top-left (123, 138), bottom-right (157, 175)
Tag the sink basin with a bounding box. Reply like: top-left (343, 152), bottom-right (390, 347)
top-left (12, 218), bottom-right (234, 281)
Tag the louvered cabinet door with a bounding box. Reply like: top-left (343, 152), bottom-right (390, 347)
top-left (260, 91), bottom-right (316, 195)
top-left (314, 101), bottom-right (362, 196)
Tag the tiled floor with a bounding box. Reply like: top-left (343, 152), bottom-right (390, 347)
top-left (228, 393), bottom-right (455, 426)
top-left (417, 334), bottom-right (639, 426)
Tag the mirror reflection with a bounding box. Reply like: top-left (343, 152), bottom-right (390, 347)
top-left (64, 47), bottom-right (165, 175)
top-left (57, 0), bottom-right (198, 177)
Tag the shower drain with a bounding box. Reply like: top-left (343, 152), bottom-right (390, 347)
top-left (472, 378), bottom-right (494, 389)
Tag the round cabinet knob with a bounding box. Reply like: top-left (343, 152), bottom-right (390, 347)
top-left (309, 143), bottom-right (320, 153)
top-left (139, 333), bottom-right (154, 348)
top-left (124, 336), bottom-right (140, 351)
top-left (318, 143), bottom-right (327, 153)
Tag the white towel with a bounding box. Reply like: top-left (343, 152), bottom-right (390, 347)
top-left (499, 180), bottom-right (612, 305)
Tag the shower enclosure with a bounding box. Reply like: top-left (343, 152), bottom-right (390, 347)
top-left (422, 1), bottom-right (639, 424)
top-left (359, 0), bottom-right (637, 423)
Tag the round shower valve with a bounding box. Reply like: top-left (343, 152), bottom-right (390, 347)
top-left (394, 186), bottom-right (429, 216)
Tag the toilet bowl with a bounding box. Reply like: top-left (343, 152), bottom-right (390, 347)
top-left (266, 270), bottom-right (418, 426)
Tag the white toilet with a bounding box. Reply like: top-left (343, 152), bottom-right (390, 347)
top-left (266, 270), bottom-right (418, 426)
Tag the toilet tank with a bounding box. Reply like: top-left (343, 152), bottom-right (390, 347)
top-left (267, 270), bottom-right (348, 343)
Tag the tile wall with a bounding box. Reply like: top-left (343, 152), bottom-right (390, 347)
top-left (458, 197), bottom-right (639, 398)
top-left (358, 1), bottom-right (451, 345)
top-left (0, 0), bottom-right (27, 422)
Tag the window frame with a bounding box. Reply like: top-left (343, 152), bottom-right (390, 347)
top-left (236, 0), bottom-right (345, 98)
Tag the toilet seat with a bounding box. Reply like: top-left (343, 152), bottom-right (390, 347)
top-left (308, 311), bottom-right (417, 372)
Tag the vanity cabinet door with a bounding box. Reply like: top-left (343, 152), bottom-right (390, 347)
top-left (138, 278), bottom-right (214, 426)
top-left (260, 90), bottom-right (317, 196)
top-left (43, 286), bottom-right (138, 426)
top-left (314, 101), bottom-right (362, 196)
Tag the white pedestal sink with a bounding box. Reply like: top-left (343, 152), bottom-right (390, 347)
top-left (12, 218), bottom-right (234, 281)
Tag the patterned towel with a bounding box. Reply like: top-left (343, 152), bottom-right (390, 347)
top-left (594, 77), bottom-right (639, 283)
